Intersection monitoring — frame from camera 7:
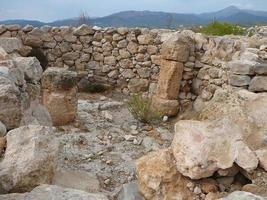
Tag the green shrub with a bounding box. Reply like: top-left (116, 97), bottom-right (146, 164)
top-left (127, 94), bottom-right (162, 124)
top-left (200, 21), bottom-right (245, 36)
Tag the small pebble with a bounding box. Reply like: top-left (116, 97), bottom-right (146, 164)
top-left (124, 135), bottom-right (136, 141)
top-left (193, 186), bottom-right (202, 194)
top-left (131, 130), bottom-right (139, 135)
top-left (130, 125), bottom-right (138, 130)
top-left (162, 115), bottom-right (168, 122)
top-left (104, 179), bottom-right (111, 185)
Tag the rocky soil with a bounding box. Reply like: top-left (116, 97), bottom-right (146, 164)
top-left (0, 25), bottom-right (267, 200)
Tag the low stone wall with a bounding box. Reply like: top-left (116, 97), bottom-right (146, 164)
top-left (1, 24), bottom-right (266, 111)
top-left (0, 24), bottom-right (172, 95)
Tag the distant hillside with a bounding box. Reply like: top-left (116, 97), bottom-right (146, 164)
top-left (1, 6), bottom-right (267, 28)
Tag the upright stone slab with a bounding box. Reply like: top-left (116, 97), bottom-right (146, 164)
top-left (152, 33), bottom-right (188, 117)
top-left (156, 59), bottom-right (184, 99)
top-left (42, 67), bottom-right (77, 126)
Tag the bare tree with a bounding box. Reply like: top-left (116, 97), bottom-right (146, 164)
top-left (78, 10), bottom-right (90, 26)
top-left (166, 14), bottom-right (174, 29)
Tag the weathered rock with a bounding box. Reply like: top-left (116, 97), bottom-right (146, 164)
top-left (136, 149), bottom-right (196, 200)
top-left (0, 184), bottom-right (108, 200)
top-left (73, 24), bottom-right (94, 36)
top-left (249, 76), bottom-right (267, 92)
top-left (0, 60), bottom-right (25, 86)
top-left (156, 59), bottom-right (183, 99)
top-left (128, 79), bottom-right (149, 93)
top-left (14, 57), bottom-right (43, 82)
top-left (171, 118), bottom-right (258, 179)
top-left (53, 168), bottom-right (100, 193)
top-left (219, 191), bottom-right (267, 200)
top-left (22, 25), bottom-right (34, 32)
top-left (137, 34), bottom-right (153, 45)
top-left (6, 24), bottom-right (21, 31)
top-left (62, 52), bottom-right (80, 61)
top-left (24, 35), bottom-right (43, 47)
top-left (43, 88), bottom-right (77, 126)
top-left (0, 47), bottom-right (8, 60)
top-left (229, 60), bottom-right (256, 75)
top-left (0, 137), bottom-right (6, 155)
top-left (42, 68), bottom-right (77, 125)
top-left (230, 75), bottom-right (251, 87)
top-left (0, 76), bottom-right (22, 129)
top-left (0, 37), bottom-right (23, 53)
top-left (256, 149), bottom-right (267, 171)
top-left (20, 100), bottom-right (52, 127)
top-left (0, 125), bottom-right (58, 193)
top-left (118, 181), bottom-right (143, 200)
top-left (42, 67), bottom-right (77, 92)
top-left (152, 97), bottom-right (179, 117)
top-left (161, 33), bottom-right (190, 62)
top-left (254, 63), bottom-right (267, 75)
top-left (0, 121), bottom-right (7, 137)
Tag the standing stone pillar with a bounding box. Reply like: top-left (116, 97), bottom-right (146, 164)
top-left (152, 33), bottom-right (190, 116)
top-left (42, 67), bottom-right (77, 126)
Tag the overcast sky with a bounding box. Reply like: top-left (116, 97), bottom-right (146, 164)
top-left (0, 0), bottom-right (267, 22)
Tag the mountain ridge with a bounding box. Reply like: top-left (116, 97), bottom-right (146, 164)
top-left (1, 6), bottom-right (267, 28)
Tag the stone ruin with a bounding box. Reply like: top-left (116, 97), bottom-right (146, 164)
top-left (0, 24), bottom-right (266, 199)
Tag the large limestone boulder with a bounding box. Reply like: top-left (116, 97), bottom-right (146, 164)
top-left (42, 67), bottom-right (78, 126)
top-left (0, 59), bottom-right (25, 86)
top-left (0, 37), bottom-right (23, 53)
top-left (219, 191), bottom-right (267, 200)
top-left (136, 149), bottom-right (196, 200)
top-left (0, 125), bottom-right (58, 193)
top-left (14, 57), bottom-right (43, 83)
top-left (20, 100), bottom-right (52, 127)
top-left (171, 118), bottom-right (258, 179)
top-left (0, 184), bottom-right (108, 200)
top-left (0, 76), bottom-right (22, 129)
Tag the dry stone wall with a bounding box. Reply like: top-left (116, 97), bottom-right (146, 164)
top-left (0, 24), bottom-right (170, 95)
top-left (1, 24), bottom-right (267, 111)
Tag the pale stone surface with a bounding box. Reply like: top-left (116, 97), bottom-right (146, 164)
top-left (219, 191), bottom-right (267, 200)
top-left (42, 67), bottom-right (77, 125)
top-left (0, 76), bottom-right (22, 129)
top-left (0, 125), bottom-right (58, 193)
top-left (118, 181), bottom-right (143, 200)
top-left (254, 63), bottom-right (267, 75)
top-left (14, 57), bottom-right (43, 82)
top-left (20, 100), bottom-right (52, 127)
top-left (156, 59), bottom-right (183, 99)
top-left (171, 118), bottom-right (258, 179)
top-left (152, 97), bottom-right (179, 117)
top-left (0, 184), bottom-right (109, 200)
top-left (0, 121), bottom-right (7, 137)
top-left (0, 37), bottom-right (22, 53)
top-left (136, 149), bottom-right (196, 200)
top-left (229, 60), bottom-right (256, 75)
top-left (128, 78), bottom-right (149, 93)
top-left (230, 74), bottom-right (251, 86)
top-left (73, 24), bottom-right (94, 36)
top-left (161, 32), bottom-right (190, 62)
top-left (249, 76), bottom-right (267, 92)
top-left (43, 88), bottom-right (77, 126)
top-left (53, 168), bottom-right (100, 193)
